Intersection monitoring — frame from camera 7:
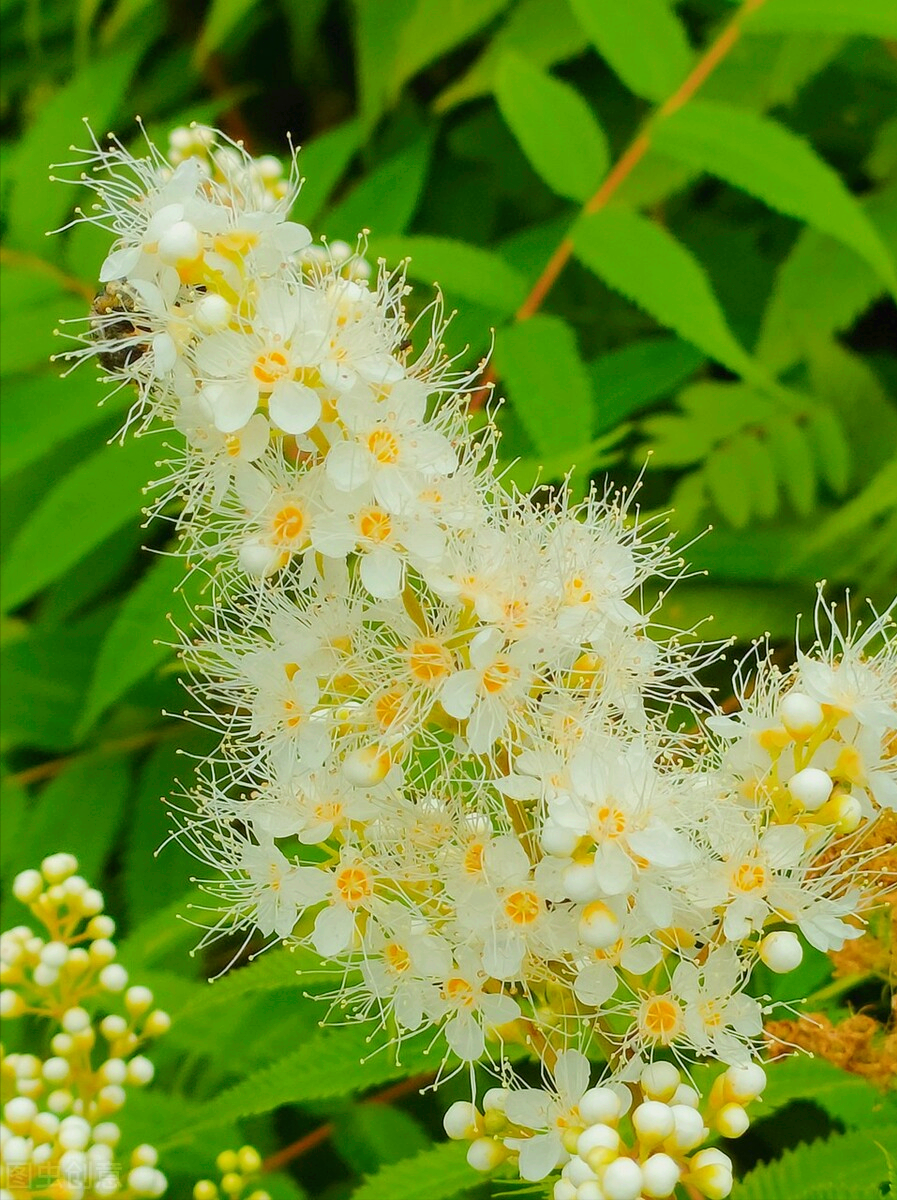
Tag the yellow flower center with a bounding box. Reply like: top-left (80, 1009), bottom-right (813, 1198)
top-left (366, 428), bottom-right (401, 464)
top-left (253, 349), bottom-right (291, 387)
top-left (335, 865), bottom-right (372, 907)
top-left (408, 639), bottom-right (453, 686)
top-left (503, 889), bottom-right (541, 926)
top-left (358, 507), bottom-right (392, 543)
top-left (482, 658), bottom-right (518, 695)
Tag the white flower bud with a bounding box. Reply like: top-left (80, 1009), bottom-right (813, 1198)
top-left (238, 539), bottom-right (282, 578)
top-left (716, 1103), bottom-right (750, 1139)
top-left (667, 1104), bottom-right (706, 1152)
top-left (787, 767), bottom-right (833, 811)
top-left (47, 1088), bottom-right (74, 1113)
top-left (563, 1155), bottom-right (597, 1186)
top-left (125, 986), bottom-right (154, 1015)
top-left (59, 1148), bottom-right (88, 1181)
top-left (642, 1152), bottom-right (681, 1198)
top-left (98, 1084), bottom-right (127, 1113)
top-left (0, 989), bottom-right (24, 1017)
top-left (195, 293), bottom-right (232, 331)
top-left (43, 1056), bottom-right (71, 1083)
top-left (12, 869), bottom-right (43, 903)
top-left (40, 941), bottom-right (69, 968)
top-left (144, 1010), bottom-right (172, 1037)
top-left (93, 1122), bottom-right (121, 1146)
top-left (62, 1007), bottom-right (91, 1033)
top-left (100, 1059), bottom-right (127, 1085)
top-left (58, 1115), bottom-right (91, 1150)
top-left (62, 875), bottom-right (88, 897)
top-left (724, 1062), bottom-right (766, 1103)
top-left (4, 1096), bottom-right (37, 1130)
top-left (127, 1056), bottom-right (155, 1086)
top-left (562, 862), bottom-right (602, 903)
top-left (579, 901), bottom-right (620, 950)
top-left (575, 1182), bottom-right (604, 1200)
top-left (131, 1144), bottom-right (159, 1167)
top-left (579, 1086), bottom-right (622, 1125)
top-left (80, 888), bottom-right (104, 916)
top-left (466, 1137), bottom-right (506, 1172)
top-left (482, 1088), bottom-right (508, 1114)
top-left (759, 931), bottom-right (803, 973)
top-left (33, 1112), bottom-right (60, 1139)
top-left (101, 1015), bottom-right (128, 1040)
top-left (128, 1166), bottom-right (167, 1197)
top-left (33, 963), bottom-right (60, 987)
top-left (86, 916), bottom-right (115, 940)
top-left (640, 1061), bottom-right (681, 1101)
top-left (830, 792), bottom-right (863, 833)
top-left (671, 1084), bottom-right (700, 1107)
top-left (89, 939), bottom-right (117, 965)
top-left (779, 692), bottom-right (823, 739)
top-left (554, 1182), bottom-right (577, 1200)
top-left (632, 1100), bottom-right (675, 1144)
top-left (443, 1100), bottom-right (481, 1140)
top-left (578, 1123), bottom-right (619, 1170)
top-left (343, 744), bottom-right (391, 786)
top-left (602, 1156), bottom-right (643, 1200)
top-left (41, 853), bottom-right (78, 883)
top-left (99, 964), bottom-right (129, 993)
top-left (541, 821), bottom-right (580, 857)
top-left (689, 1149), bottom-right (733, 1200)
top-left (2, 1136), bottom-right (30, 1167)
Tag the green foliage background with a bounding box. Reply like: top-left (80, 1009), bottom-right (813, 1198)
top-left (1, 0), bottom-right (895, 1197)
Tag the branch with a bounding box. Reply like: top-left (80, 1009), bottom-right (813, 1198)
top-left (469, 0), bottom-right (769, 409)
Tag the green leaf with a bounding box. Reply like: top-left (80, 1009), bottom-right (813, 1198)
top-left (637, 382), bottom-right (777, 468)
top-left (6, 41), bottom-right (148, 254)
top-left (757, 184), bottom-right (897, 371)
top-left (747, 0), bottom-right (897, 37)
top-left (0, 776), bottom-right (28, 880)
top-left (157, 1024), bottom-right (439, 1145)
top-left (194, 0), bottom-right (265, 64)
top-left (806, 406), bottom-right (851, 495)
top-left (77, 551), bottom-right (188, 736)
top-left (175, 945), bottom-right (336, 1021)
top-left (654, 100), bottom-right (897, 295)
top-left (573, 208), bottom-right (760, 380)
top-left (494, 315), bottom-right (594, 458)
top-left (569, 0), bottom-right (693, 102)
top-left (590, 336), bottom-right (704, 433)
top-left (335, 1104), bottom-right (430, 1176)
top-left (0, 366), bottom-right (128, 483)
top-left (1, 435), bottom-right (159, 613)
top-left (0, 293), bottom-right (84, 378)
top-left (739, 432), bottom-right (779, 521)
top-left (434, 0), bottom-right (588, 111)
top-left (348, 1141), bottom-right (473, 1200)
top-left (795, 455), bottom-right (897, 562)
top-left (498, 428), bottom-right (627, 493)
top-left (704, 443), bottom-right (753, 529)
top-left (765, 416), bottom-right (817, 517)
top-left (391, 0), bottom-right (512, 102)
top-left (735, 1129), bottom-right (891, 1200)
top-left (370, 235), bottom-right (526, 313)
top-left (323, 136), bottom-right (433, 241)
top-left (807, 341), bottom-right (897, 478)
top-left (703, 32), bottom-right (844, 112)
top-left (5, 753), bottom-right (129, 882)
top-left (662, 582), bottom-right (809, 642)
top-left (758, 1057), bottom-right (896, 1129)
top-left (495, 51), bottom-right (608, 202)
top-left (296, 119), bottom-right (361, 225)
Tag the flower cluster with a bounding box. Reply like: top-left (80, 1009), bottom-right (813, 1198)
top-left (1, 854), bottom-right (171, 1199)
top-left (55, 124), bottom-right (896, 1197)
top-left (192, 1146), bottom-right (269, 1200)
top-left (445, 1054), bottom-right (767, 1198)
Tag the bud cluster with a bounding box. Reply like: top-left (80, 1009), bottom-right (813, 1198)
top-left (1, 855), bottom-right (170, 1199)
top-left (446, 1055), bottom-right (767, 1196)
top-left (192, 1146), bottom-right (270, 1200)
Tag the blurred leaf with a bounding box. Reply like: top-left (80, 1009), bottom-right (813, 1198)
top-left (5, 753), bottom-right (129, 882)
top-left (434, 0), bottom-right (588, 111)
top-left (574, 208), bottom-right (760, 380)
top-left (495, 51), bottom-right (608, 202)
top-left (765, 416), bottom-right (817, 518)
top-left (569, 0), bottom-right (692, 102)
top-left (352, 0), bottom-right (412, 132)
top-left (590, 336), bottom-right (704, 433)
top-left (323, 135), bottom-right (433, 241)
top-left (335, 1104), bottom-right (430, 1176)
top-left (348, 1141), bottom-right (472, 1200)
top-left (748, 0), bottom-right (897, 37)
top-left (499, 427), bottom-right (627, 492)
top-left (0, 293), bottom-right (83, 377)
top-left (1, 435), bottom-right (159, 612)
top-left (795, 455), bottom-right (897, 562)
top-left (703, 32), bottom-right (844, 111)
top-left (662, 582), bottom-right (809, 640)
top-left (739, 432), bottom-right (779, 520)
top-left (867, 115), bottom-right (897, 183)
top-left (371, 234), bottom-right (526, 313)
top-left (194, 0), bottom-right (265, 65)
top-left (807, 340), bottom-right (897, 478)
top-left (0, 776), bottom-right (28, 879)
top-left (654, 100), bottom-right (897, 295)
top-left (805, 406), bottom-right (851, 495)
top-left (494, 315), bottom-right (594, 458)
top-left (176, 944), bottom-right (336, 1020)
top-left (5, 40), bottom-right (148, 254)
top-left (296, 119), bottom-right (361, 225)
top-left (78, 551), bottom-right (189, 736)
top-left (705, 442), bottom-right (752, 529)
top-left (391, 0), bottom-right (511, 101)
top-left (735, 1129), bottom-right (891, 1200)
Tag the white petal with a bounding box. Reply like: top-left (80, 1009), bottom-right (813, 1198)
top-left (445, 1011), bottom-right (484, 1062)
top-left (439, 671), bottom-right (478, 719)
top-left (205, 380), bottom-right (259, 433)
top-left (312, 904), bottom-right (355, 956)
top-left (272, 221), bottom-right (312, 254)
top-left (359, 546), bottom-right (402, 599)
top-left (269, 379), bottom-right (321, 434)
top-left (99, 245), bottom-right (141, 282)
top-left (326, 440), bottom-right (372, 492)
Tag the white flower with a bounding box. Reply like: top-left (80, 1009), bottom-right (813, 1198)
top-left (503, 1051), bottom-right (592, 1181)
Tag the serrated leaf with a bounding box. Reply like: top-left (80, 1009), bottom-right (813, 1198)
top-left (757, 184), bottom-right (897, 371)
top-left (77, 551), bottom-right (188, 736)
top-left (573, 208), bottom-right (760, 381)
top-left (590, 336), bottom-right (704, 433)
top-left (434, 0), bottom-right (588, 112)
top-left (348, 1141), bottom-right (472, 1200)
top-left (747, 0), bottom-right (897, 37)
top-left (391, 0), bottom-right (512, 103)
top-left (295, 119), bottom-right (361, 225)
top-left (1, 435), bottom-right (160, 613)
top-left (795, 456), bottom-right (897, 562)
top-left (738, 432), bottom-right (779, 520)
top-left (157, 1024), bottom-right (439, 1145)
top-left (765, 417), bottom-right (817, 517)
top-left (323, 135), bottom-right (433, 241)
top-left (735, 1129), bottom-right (890, 1200)
top-left (6, 40), bottom-right (148, 254)
top-left (703, 31), bottom-right (844, 111)
top-left (758, 1056), bottom-right (896, 1129)
top-left (638, 382), bottom-right (776, 467)
top-left (807, 341), bottom-right (897, 478)
top-left (495, 51), bottom-right (608, 202)
top-left (335, 1104), bottom-right (430, 1176)
top-left (569, 0), bottom-right (693, 102)
top-left (494, 315), bottom-right (594, 457)
top-left (176, 945), bottom-right (336, 1021)
top-left (369, 235), bottom-right (526, 313)
top-left (806, 406), bottom-right (851, 495)
top-left (704, 442), bottom-right (753, 529)
top-left (654, 100), bottom-right (897, 295)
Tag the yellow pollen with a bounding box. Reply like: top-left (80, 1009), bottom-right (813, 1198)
top-left (731, 860), bottom-right (767, 894)
top-left (271, 503), bottom-right (307, 545)
top-left (282, 699), bottom-right (303, 729)
top-left (367, 428), bottom-right (401, 464)
top-left (374, 687), bottom-right (407, 730)
top-left (482, 658), bottom-right (518, 695)
top-left (253, 349), bottom-right (291, 387)
top-left (757, 726), bottom-right (792, 753)
top-left (313, 800), bottom-right (344, 824)
top-left (384, 942), bottom-right (412, 974)
top-left (642, 995), bottom-right (682, 1042)
top-left (335, 865), bottom-right (372, 907)
top-left (442, 976), bottom-right (476, 1007)
top-left (358, 507), bottom-right (392, 543)
top-left (593, 805), bottom-right (627, 838)
top-left (408, 639), bottom-right (453, 686)
top-left (700, 1001), bottom-right (724, 1030)
top-left (565, 575), bottom-right (593, 604)
top-left (503, 889), bottom-right (541, 926)
top-left (503, 599), bottom-right (529, 628)
top-left (224, 434), bottom-right (242, 458)
top-left (463, 841), bottom-right (485, 875)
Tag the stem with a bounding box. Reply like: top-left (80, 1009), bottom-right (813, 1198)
top-left (469, 0), bottom-right (769, 408)
top-left (261, 1069), bottom-right (436, 1173)
top-left (10, 727), bottom-right (179, 788)
top-left (0, 246), bottom-right (95, 303)
top-left (803, 971), bottom-right (875, 1007)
